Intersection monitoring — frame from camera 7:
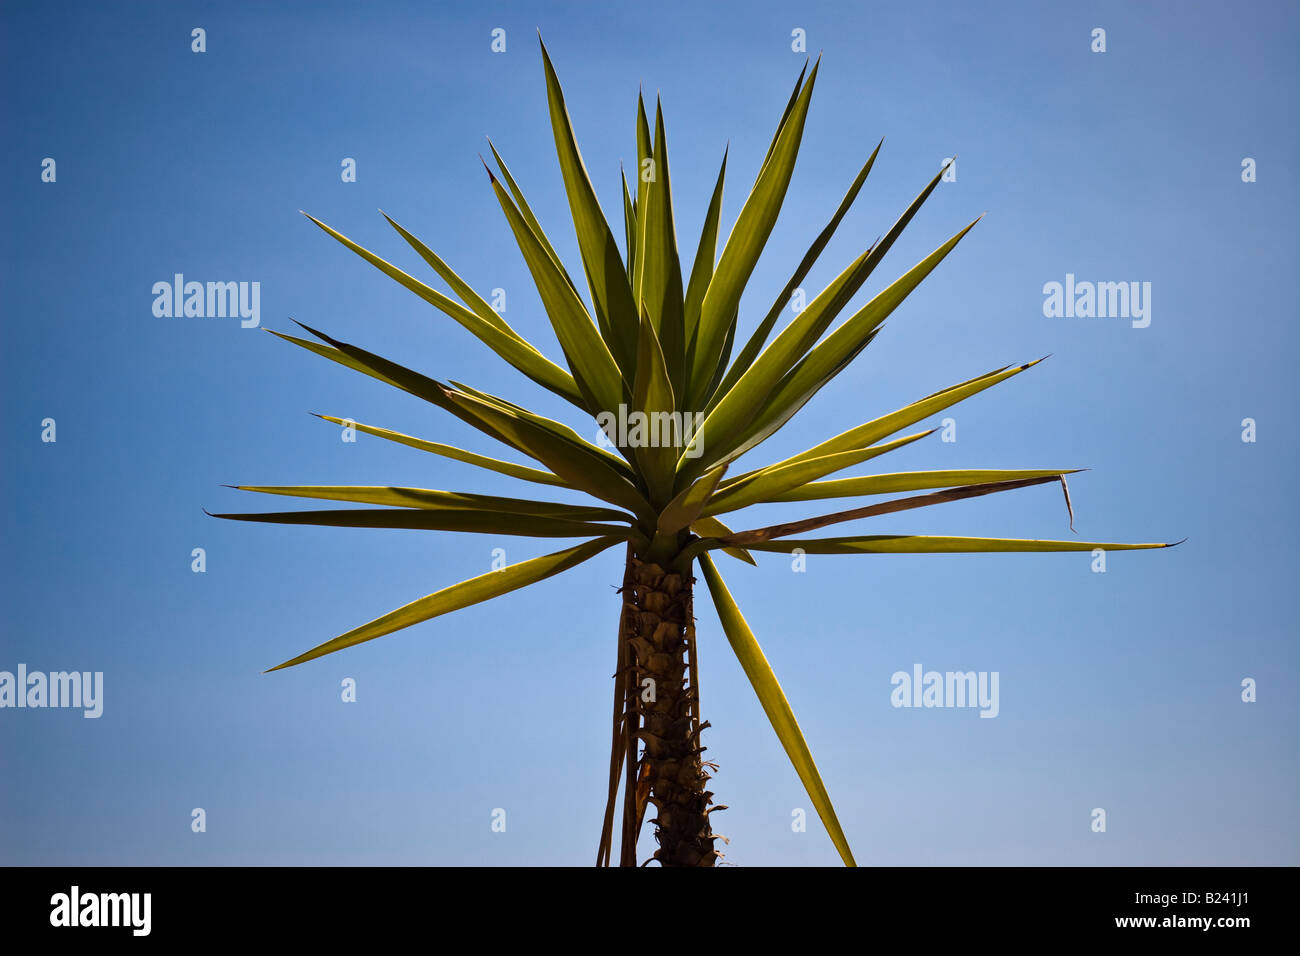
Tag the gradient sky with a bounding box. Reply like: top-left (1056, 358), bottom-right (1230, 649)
top-left (2, 0), bottom-right (1296, 866)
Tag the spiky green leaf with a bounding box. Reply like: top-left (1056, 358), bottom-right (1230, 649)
top-left (713, 139), bottom-right (882, 403)
top-left (682, 148), bottom-right (728, 346)
top-left (687, 59), bottom-right (820, 407)
top-left (485, 170), bottom-right (627, 414)
top-left (633, 101), bottom-right (686, 396)
top-left (758, 359), bottom-right (1045, 474)
top-left (443, 387), bottom-right (655, 523)
top-left (740, 535), bottom-right (1182, 555)
top-left (227, 485), bottom-right (629, 521)
top-left (539, 39), bottom-right (640, 375)
top-left (208, 506), bottom-right (626, 538)
top-left (698, 554), bottom-right (855, 867)
top-left (630, 308), bottom-right (679, 505)
top-left (303, 213), bottom-right (584, 407)
top-left (770, 468), bottom-right (1085, 503)
top-left (703, 432), bottom-right (933, 516)
top-left (311, 415), bottom-right (567, 488)
top-left (658, 463), bottom-right (728, 535)
top-left (267, 536), bottom-right (623, 671)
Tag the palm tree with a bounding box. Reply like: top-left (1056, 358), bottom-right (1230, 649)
top-left (212, 40), bottom-right (1176, 867)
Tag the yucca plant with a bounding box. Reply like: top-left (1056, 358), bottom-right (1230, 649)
top-left (213, 40), bottom-right (1176, 867)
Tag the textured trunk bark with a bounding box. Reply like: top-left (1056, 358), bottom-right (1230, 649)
top-left (620, 552), bottom-right (719, 866)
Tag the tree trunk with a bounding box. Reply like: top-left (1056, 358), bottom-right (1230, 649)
top-left (620, 552), bottom-right (720, 866)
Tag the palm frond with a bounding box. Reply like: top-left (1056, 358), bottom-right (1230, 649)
top-left (218, 40), bottom-right (1176, 868)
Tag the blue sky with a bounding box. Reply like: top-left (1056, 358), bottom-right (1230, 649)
top-left (2, 0), bottom-right (1296, 865)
